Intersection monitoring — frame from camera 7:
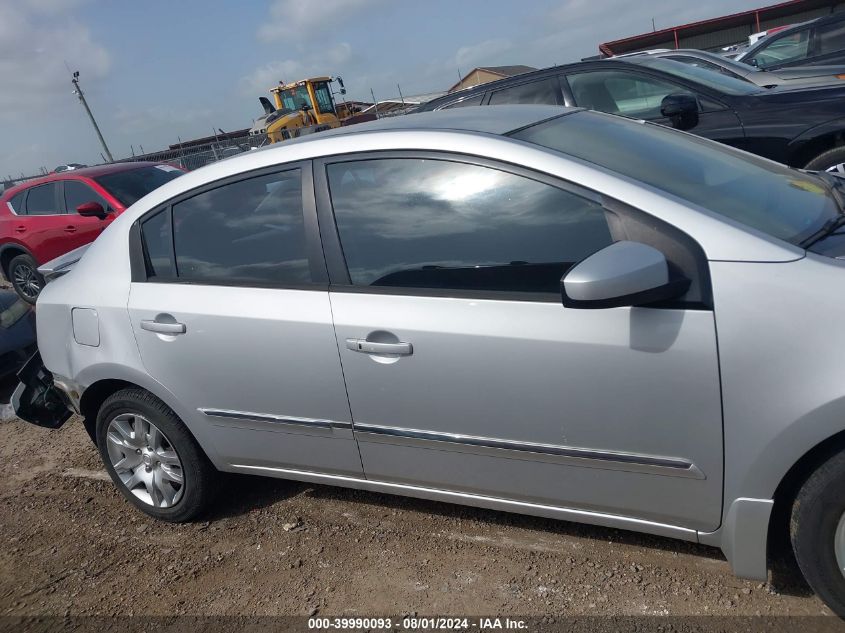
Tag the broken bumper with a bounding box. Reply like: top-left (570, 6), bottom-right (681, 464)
top-left (12, 352), bottom-right (73, 429)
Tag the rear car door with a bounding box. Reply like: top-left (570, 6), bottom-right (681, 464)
top-left (127, 163), bottom-right (363, 476)
top-left (19, 182), bottom-right (77, 263)
top-left (60, 180), bottom-right (113, 250)
top-left (318, 153), bottom-right (724, 531)
top-left (562, 68), bottom-right (745, 148)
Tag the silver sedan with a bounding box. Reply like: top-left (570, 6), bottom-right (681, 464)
top-left (15, 105), bottom-right (845, 614)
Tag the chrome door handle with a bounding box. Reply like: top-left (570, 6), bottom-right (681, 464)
top-left (141, 320), bottom-right (186, 334)
top-left (346, 338), bottom-right (413, 356)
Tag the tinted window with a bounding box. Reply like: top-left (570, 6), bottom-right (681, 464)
top-left (328, 159), bottom-right (612, 293)
top-left (631, 57), bottom-right (760, 95)
top-left (568, 70), bottom-right (684, 119)
top-left (95, 165), bottom-right (182, 207)
top-left (141, 209), bottom-right (173, 279)
top-left (312, 81), bottom-right (335, 115)
top-left (665, 55), bottom-right (744, 80)
top-left (488, 78), bottom-right (560, 105)
top-left (816, 20), bottom-right (845, 55)
top-left (64, 180), bottom-right (109, 214)
top-left (8, 192), bottom-right (25, 214)
top-left (25, 183), bottom-right (58, 215)
top-left (753, 30), bottom-right (810, 68)
top-left (171, 169), bottom-right (309, 285)
top-left (441, 94), bottom-right (485, 109)
top-left (511, 111), bottom-right (840, 245)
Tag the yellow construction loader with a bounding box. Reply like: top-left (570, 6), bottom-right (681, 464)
top-left (250, 76), bottom-right (353, 144)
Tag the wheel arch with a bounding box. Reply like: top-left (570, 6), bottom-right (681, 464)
top-left (75, 366), bottom-right (224, 468)
top-left (0, 242), bottom-right (34, 279)
top-left (787, 121), bottom-right (845, 168)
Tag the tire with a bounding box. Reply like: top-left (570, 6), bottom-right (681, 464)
top-left (95, 388), bottom-right (216, 522)
top-left (804, 146), bottom-right (845, 174)
top-left (790, 449), bottom-right (845, 615)
top-left (8, 253), bottom-right (43, 304)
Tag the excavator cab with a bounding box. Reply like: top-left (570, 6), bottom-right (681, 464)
top-left (257, 77), bottom-right (348, 144)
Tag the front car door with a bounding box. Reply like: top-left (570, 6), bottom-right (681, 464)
top-left (127, 163), bottom-right (363, 476)
top-left (59, 179), bottom-right (113, 250)
top-left (19, 181), bottom-right (76, 264)
top-left (561, 66), bottom-right (745, 149)
top-left (317, 152), bottom-right (723, 532)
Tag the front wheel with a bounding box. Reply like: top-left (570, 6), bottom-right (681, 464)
top-left (8, 254), bottom-right (43, 304)
top-left (804, 146), bottom-right (845, 174)
top-left (791, 449), bottom-right (845, 615)
top-left (96, 388), bottom-right (216, 522)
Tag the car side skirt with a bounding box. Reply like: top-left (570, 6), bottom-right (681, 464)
top-left (226, 462), bottom-right (700, 542)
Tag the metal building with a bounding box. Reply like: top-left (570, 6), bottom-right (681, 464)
top-left (599, 0), bottom-right (845, 56)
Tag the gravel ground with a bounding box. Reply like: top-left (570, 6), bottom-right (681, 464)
top-left (0, 388), bottom-right (837, 623)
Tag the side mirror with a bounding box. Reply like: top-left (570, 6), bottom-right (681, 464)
top-left (660, 93), bottom-right (699, 130)
top-left (561, 241), bottom-right (690, 309)
top-left (76, 201), bottom-right (109, 219)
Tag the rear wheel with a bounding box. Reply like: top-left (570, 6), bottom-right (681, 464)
top-left (8, 253), bottom-right (43, 304)
top-left (804, 146), bottom-right (845, 174)
top-left (96, 388), bottom-right (216, 522)
top-left (790, 449), bottom-right (845, 615)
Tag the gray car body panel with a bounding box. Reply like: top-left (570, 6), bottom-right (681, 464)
top-left (32, 106), bottom-right (841, 582)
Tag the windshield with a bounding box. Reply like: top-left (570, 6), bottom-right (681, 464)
top-left (95, 165), bottom-right (183, 207)
top-left (510, 111), bottom-right (840, 246)
top-left (629, 57), bottom-right (763, 95)
top-left (279, 84), bottom-right (311, 111)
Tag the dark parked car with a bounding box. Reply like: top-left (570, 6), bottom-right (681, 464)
top-left (624, 48), bottom-right (845, 88)
top-left (737, 12), bottom-right (845, 69)
top-left (419, 56), bottom-right (845, 172)
top-left (0, 290), bottom-right (35, 379)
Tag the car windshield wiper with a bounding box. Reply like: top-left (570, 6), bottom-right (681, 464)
top-left (800, 213), bottom-right (845, 249)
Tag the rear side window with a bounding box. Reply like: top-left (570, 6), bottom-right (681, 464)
top-left (327, 158), bottom-right (612, 294)
top-left (488, 78), bottom-right (560, 105)
top-left (141, 209), bottom-right (174, 279)
top-left (24, 183), bottom-right (59, 215)
top-left (816, 20), bottom-right (845, 55)
top-left (169, 169), bottom-right (309, 285)
top-left (441, 94), bottom-right (485, 109)
top-left (64, 180), bottom-right (110, 214)
top-left (8, 191), bottom-right (26, 214)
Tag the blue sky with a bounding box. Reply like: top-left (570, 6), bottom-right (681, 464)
top-left (0, 0), bottom-right (767, 177)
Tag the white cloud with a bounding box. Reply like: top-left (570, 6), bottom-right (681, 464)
top-left (257, 0), bottom-right (386, 42)
top-left (240, 42), bottom-right (353, 96)
top-left (455, 38), bottom-right (514, 71)
top-left (0, 1), bottom-right (110, 117)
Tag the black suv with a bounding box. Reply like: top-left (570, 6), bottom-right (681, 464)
top-left (419, 56), bottom-right (845, 172)
top-left (738, 12), bottom-right (845, 70)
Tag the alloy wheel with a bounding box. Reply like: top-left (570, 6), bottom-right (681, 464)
top-left (105, 413), bottom-right (184, 508)
top-left (12, 263), bottom-right (40, 300)
top-left (826, 163), bottom-right (845, 175)
top-left (835, 511), bottom-right (845, 580)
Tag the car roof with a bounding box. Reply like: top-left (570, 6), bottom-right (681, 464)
top-left (1, 161), bottom-right (165, 199)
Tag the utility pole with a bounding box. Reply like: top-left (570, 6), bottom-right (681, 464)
top-left (71, 71), bottom-right (114, 163)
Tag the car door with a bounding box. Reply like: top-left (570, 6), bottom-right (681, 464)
top-left (59, 179), bottom-right (112, 250)
top-left (317, 153), bottom-right (724, 532)
top-left (19, 182), bottom-right (77, 263)
top-left (127, 163), bottom-right (363, 476)
top-left (562, 68), bottom-right (745, 149)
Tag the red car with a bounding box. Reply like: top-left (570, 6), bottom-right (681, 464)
top-left (0, 162), bottom-right (183, 303)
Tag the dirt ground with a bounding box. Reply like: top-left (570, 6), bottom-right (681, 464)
top-left (0, 392), bottom-right (838, 623)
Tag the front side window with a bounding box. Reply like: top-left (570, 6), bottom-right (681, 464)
top-left (327, 158), bottom-right (612, 294)
top-left (567, 70), bottom-right (687, 119)
top-left (753, 30), bottom-right (810, 68)
top-left (24, 183), bottom-right (58, 215)
top-left (170, 169), bottom-right (309, 285)
top-left (64, 180), bottom-right (109, 214)
top-left (95, 166), bottom-right (182, 207)
top-left (488, 78), bottom-right (560, 105)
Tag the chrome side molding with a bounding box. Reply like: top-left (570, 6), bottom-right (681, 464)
top-left (353, 423), bottom-right (705, 479)
top-left (199, 408), bottom-right (352, 431)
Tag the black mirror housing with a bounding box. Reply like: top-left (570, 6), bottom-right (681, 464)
top-left (660, 93), bottom-right (699, 131)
